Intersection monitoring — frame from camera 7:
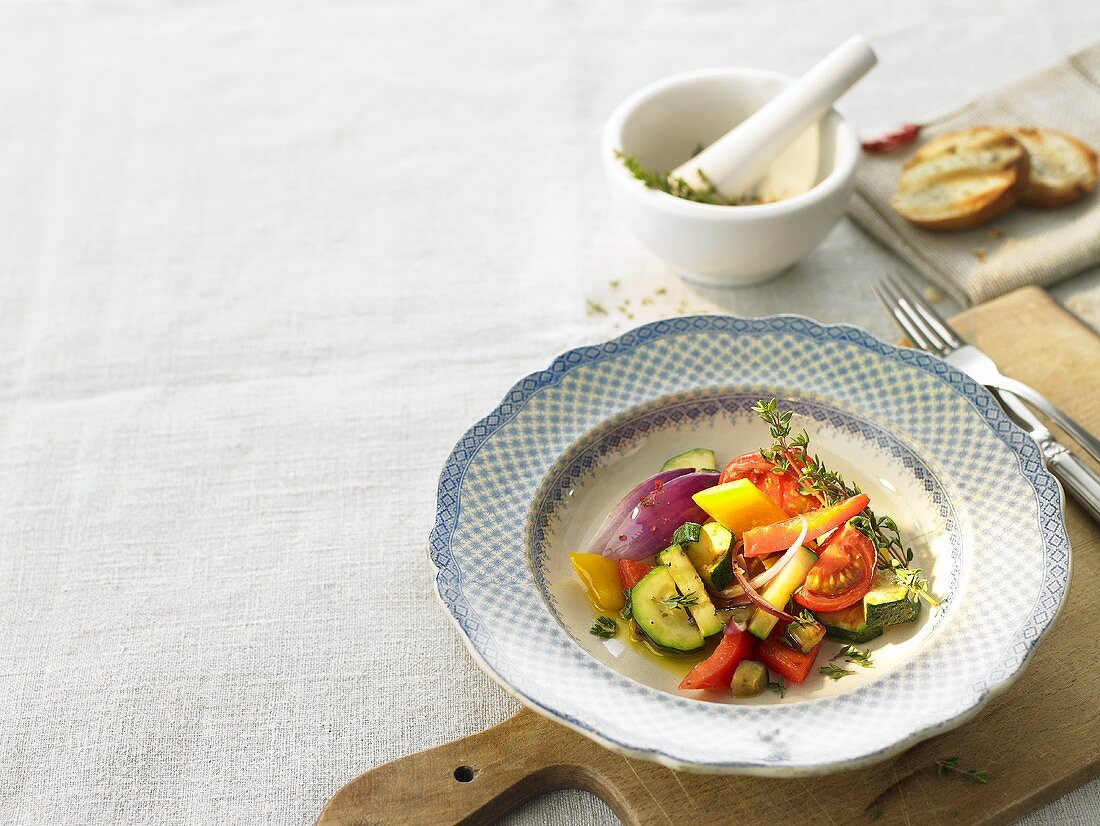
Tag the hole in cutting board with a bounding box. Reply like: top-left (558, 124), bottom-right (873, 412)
top-left (453, 765), bottom-right (476, 782)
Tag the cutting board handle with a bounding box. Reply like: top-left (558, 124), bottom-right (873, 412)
top-left (316, 710), bottom-right (628, 826)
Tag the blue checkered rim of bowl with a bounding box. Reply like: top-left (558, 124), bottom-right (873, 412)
top-left (428, 315), bottom-right (1071, 774)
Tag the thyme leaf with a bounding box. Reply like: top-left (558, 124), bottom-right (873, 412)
top-left (936, 756), bottom-right (989, 784)
top-left (663, 591), bottom-right (699, 609)
top-left (619, 592), bottom-right (633, 622)
top-left (589, 616), bottom-right (618, 639)
top-left (819, 663), bottom-right (853, 681)
top-left (792, 609), bottom-right (819, 628)
top-left (834, 645), bottom-right (874, 668)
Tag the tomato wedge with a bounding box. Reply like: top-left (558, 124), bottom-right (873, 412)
top-left (742, 493), bottom-right (869, 557)
top-left (617, 559), bottom-right (653, 591)
top-left (719, 452), bottom-right (818, 516)
top-left (678, 630), bottom-right (753, 690)
top-left (756, 636), bottom-right (821, 684)
top-left (794, 522), bottom-right (876, 612)
top-left (718, 452), bottom-right (773, 482)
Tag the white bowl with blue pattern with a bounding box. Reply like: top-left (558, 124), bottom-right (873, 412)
top-left (429, 316), bottom-right (1070, 775)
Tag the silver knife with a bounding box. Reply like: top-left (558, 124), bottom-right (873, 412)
top-left (993, 388), bottom-right (1100, 522)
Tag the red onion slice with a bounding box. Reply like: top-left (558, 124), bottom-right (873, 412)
top-left (594, 471), bottom-right (719, 561)
top-left (585, 468), bottom-right (693, 554)
top-left (732, 566), bottom-right (799, 624)
top-left (723, 615), bottom-right (749, 635)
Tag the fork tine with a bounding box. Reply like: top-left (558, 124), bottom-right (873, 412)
top-left (880, 277), bottom-right (949, 354)
top-left (873, 282), bottom-right (932, 351)
top-left (886, 274), bottom-right (964, 348)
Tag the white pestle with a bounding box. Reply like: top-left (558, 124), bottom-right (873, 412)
top-left (670, 35), bottom-right (877, 199)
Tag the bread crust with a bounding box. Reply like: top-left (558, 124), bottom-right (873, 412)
top-left (891, 128), bottom-right (1029, 231)
top-left (1011, 127), bottom-right (1098, 209)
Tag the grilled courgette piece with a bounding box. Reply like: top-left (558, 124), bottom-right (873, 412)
top-left (629, 567), bottom-right (705, 653)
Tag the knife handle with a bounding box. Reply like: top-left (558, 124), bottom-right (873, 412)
top-left (1047, 445), bottom-right (1100, 523)
top-left (997, 375), bottom-right (1100, 467)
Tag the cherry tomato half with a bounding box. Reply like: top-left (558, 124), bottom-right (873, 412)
top-left (793, 522), bottom-right (876, 612)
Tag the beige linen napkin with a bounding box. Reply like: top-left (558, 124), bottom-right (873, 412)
top-left (850, 42), bottom-right (1100, 306)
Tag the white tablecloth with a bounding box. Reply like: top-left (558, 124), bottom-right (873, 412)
top-left (1, 1), bottom-right (1098, 823)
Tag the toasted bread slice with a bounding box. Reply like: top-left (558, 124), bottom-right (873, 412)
top-left (1010, 127), bottom-right (1098, 209)
top-left (891, 128), bottom-right (1029, 231)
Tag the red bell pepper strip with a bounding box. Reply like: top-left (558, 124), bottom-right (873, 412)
top-left (678, 629), bottom-right (753, 690)
top-left (757, 637), bottom-right (822, 685)
top-left (618, 559), bottom-right (653, 591)
top-left (742, 493), bottom-right (869, 557)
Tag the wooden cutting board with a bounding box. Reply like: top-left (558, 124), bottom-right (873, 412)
top-left (319, 287), bottom-right (1100, 826)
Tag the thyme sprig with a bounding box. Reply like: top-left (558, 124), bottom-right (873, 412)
top-left (589, 616), bottom-right (618, 640)
top-left (766, 676), bottom-right (786, 698)
top-left (663, 591), bottom-right (699, 609)
top-left (792, 609), bottom-right (820, 629)
top-left (936, 756), bottom-right (989, 784)
top-left (892, 565), bottom-right (934, 606)
top-left (619, 592), bottom-right (633, 622)
top-left (614, 150), bottom-right (760, 206)
top-left (819, 663), bottom-right (854, 681)
top-left (750, 399), bottom-right (939, 607)
top-left (822, 645), bottom-right (874, 679)
top-left (834, 645), bottom-right (874, 668)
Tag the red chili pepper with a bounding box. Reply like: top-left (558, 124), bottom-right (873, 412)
top-left (862, 123), bottom-right (921, 154)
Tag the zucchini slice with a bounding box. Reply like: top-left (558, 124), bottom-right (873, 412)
top-left (661, 448), bottom-right (718, 472)
top-left (672, 521), bottom-right (703, 546)
top-left (865, 569), bottom-right (922, 628)
top-left (748, 545), bottom-right (819, 640)
top-left (730, 659), bottom-right (768, 697)
top-left (814, 602), bottom-right (884, 644)
top-left (657, 544), bottom-right (725, 637)
top-left (700, 552), bottom-right (733, 592)
top-left (629, 567), bottom-right (705, 653)
top-left (785, 617), bottom-right (827, 654)
top-left (684, 522), bottom-right (735, 591)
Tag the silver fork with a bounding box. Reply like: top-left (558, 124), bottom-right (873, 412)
top-left (873, 275), bottom-right (1100, 466)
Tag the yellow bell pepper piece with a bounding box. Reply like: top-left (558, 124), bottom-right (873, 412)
top-left (569, 553), bottom-right (625, 611)
top-left (692, 479), bottom-right (788, 535)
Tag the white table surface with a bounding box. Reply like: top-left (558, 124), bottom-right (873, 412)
top-left (1, 1), bottom-right (1098, 823)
